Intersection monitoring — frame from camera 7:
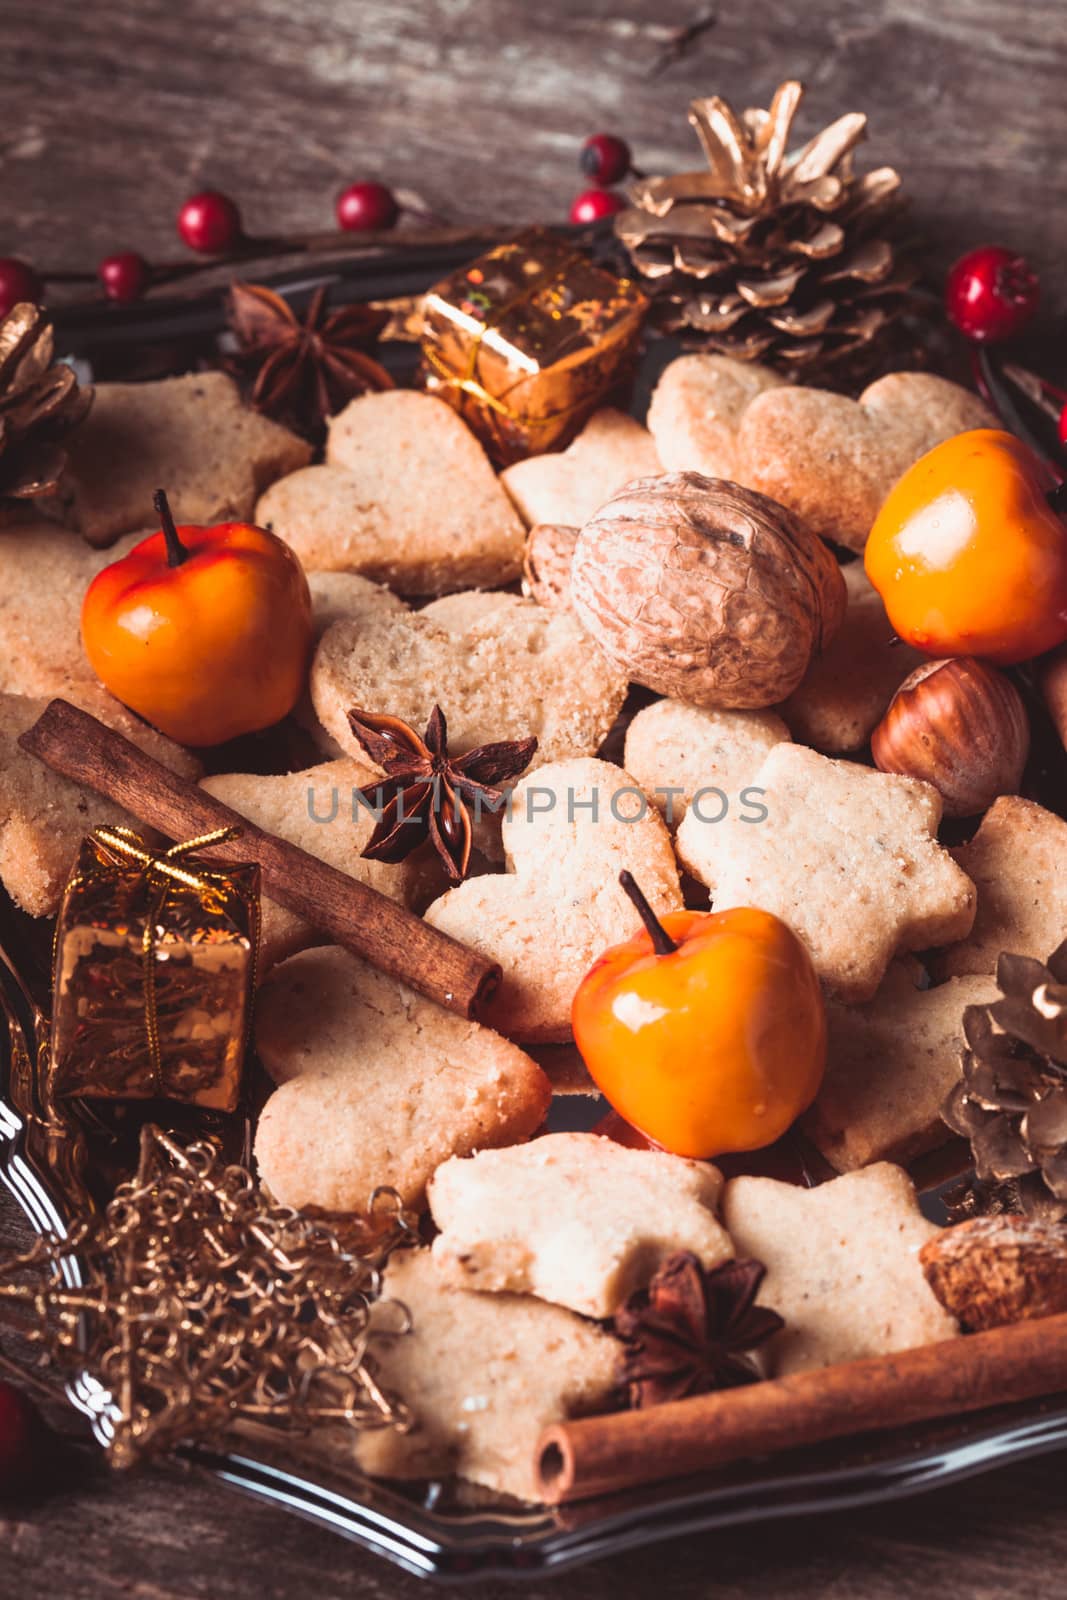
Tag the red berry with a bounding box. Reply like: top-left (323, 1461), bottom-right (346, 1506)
top-left (335, 182), bottom-right (399, 232)
top-left (177, 190), bottom-right (243, 254)
top-left (0, 1381), bottom-right (42, 1494)
top-left (945, 245), bottom-right (1039, 343)
top-left (569, 189), bottom-right (626, 225)
top-left (0, 258), bottom-right (43, 317)
top-left (97, 251), bottom-right (149, 304)
top-left (1059, 402), bottom-right (1067, 449)
top-left (580, 133), bottom-right (632, 188)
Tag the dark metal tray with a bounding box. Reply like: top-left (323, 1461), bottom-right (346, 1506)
top-left (3, 246), bottom-right (1065, 1580)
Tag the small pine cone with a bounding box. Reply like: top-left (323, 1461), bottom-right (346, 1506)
top-left (615, 80), bottom-right (922, 382)
top-left (0, 302), bottom-right (93, 503)
top-left (942, 941), bottom-right (1067, 1222)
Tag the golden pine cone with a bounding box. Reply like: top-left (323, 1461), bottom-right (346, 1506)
top-left (0, 302), bottom-right (93, 502)
top-left (615, 80), bottom-right (921, 378)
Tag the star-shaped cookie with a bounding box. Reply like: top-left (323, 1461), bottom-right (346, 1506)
top-left (425, 756), bottom-right (683, 1041)
top-left (353, 1248), bottom-right (620, 1502)
top-left (803, 959), bottom-right (1000, 1172)
top-left (62, 371), bottom-right (310, 547)
top-left (722, 1163), bottom-right (957, 1376)
top-left (676, 743), bottom-right (976, 1001)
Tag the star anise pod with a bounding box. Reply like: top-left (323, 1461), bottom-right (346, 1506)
top-left (347, 705), bottom-right (537, 885)
top-left (614, 1253), bottom-right (785, 1409)
top-left (227, 281), bottom-right (393, 437)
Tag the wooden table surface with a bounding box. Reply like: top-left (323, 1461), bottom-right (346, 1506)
top-left (2, 0), bottom-right (1066, 1593)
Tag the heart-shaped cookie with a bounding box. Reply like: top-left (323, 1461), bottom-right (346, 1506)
top-left (424, 756), bottom-right (683, 1041)
top-left (201, 756), bottom-right (436, 971)
top-left (255, 389), bottom-right (525, 594)
top-left (0, 520), bottom-right (142, 699)
top-left (648, 355), bottom-right (995, 551)
top-left (501, 408), bottom-right (662, 531)
top-left (253, 946), bottom-right (551, 1212)
top-left (310, 591), bottom-right (629, 770)
top-left (779, 562), bottom-right (926, 752)
top-left (0, 688), bottom-right (200, 917)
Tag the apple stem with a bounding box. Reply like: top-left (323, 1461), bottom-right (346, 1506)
top-left (153, 489), bottom-right (189, 568)
top-left (618, 870), bottom-right (676, 956)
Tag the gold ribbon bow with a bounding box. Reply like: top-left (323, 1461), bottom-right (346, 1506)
top-left (88, 824), bottom-right (258, 1094)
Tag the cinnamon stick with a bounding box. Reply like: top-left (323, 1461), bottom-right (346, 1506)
top-left (19, 699), bottom-right (499, 1020)
top-left (536, 1312), bottom-right (1067, 1504)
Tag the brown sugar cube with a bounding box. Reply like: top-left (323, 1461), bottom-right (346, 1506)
top-left (355, 1249), bottom-right (621, 1502)
top-left (501, 409), bottom-right (662, 530)
top-left (61, 371), bottom-right (311, 547)
top-left (722, 1163), bottom-right (958, 1376)
top-left (255, 389), bottom-right (525, 595)
top-left (920, 1214), bottom-right (1067, 1331)
top-left (676, 743), bottom-right (976, 1002)
top-left (253, 947), bottom-right (551, 1212)
top-left (937, 797), bottom-right (1067, 978)
top-left (428, 1132), bottom-right (732, 1317)
top-left (780, 563), bottom-right (926, 754)
top-left (803, 960), bottom-right (1001, 1173)
top-left (0, 689), bottom-right (200, 917)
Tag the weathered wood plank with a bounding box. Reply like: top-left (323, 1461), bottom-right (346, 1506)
top-left (1, 0), bottom-right (1065, 323)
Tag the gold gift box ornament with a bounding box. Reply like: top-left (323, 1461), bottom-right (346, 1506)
top-left (51, 825), bottom-right (260, 1114)
top-left (420, 227), bottom-right (648, 464)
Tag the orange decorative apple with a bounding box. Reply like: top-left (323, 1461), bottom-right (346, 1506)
top-left (865, 428), bottom-right (1067, 665)
top-left (572, 872), bottom-right (826, 1159)
top-left (82, 490), bottom-right (313, 746)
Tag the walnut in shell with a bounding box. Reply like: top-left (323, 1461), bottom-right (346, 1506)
top-left (569, 472), bottom-right (846, 709)
top-left (522, 523), bottom-right (578, 612)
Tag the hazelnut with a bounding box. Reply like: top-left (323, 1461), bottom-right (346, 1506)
top-left (1039, 642), bottom-right (1067, 753)
top-left (871, 656), bottom-right (1030, 816)
top-left (569, 472), bottom-right (846, 709)
top-left (522, 523), bottom-right (578, 612)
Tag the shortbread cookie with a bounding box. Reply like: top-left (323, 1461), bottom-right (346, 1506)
top-left (255, 389), bottom-right (525, 594)
top-left (254, 948), bottom-right (551, 1211)
top-left (293, 573), bottom-right (408, 758)
top-left (310, 591), bottom-right (628, 772)
top-left (0, 690), bottom-right (200, 916)
top-left (61, 372), bottom-right (311, 547)
top-left (0, 521), bottom-right (142, 698)
top-left (649, 355), bottom-right (995, 551)
top-left (722, 1163), bottom-right (957, 1376)
top-left (428, 1132), bottom-right (732, 1317)
top-left (803, 961), bottom-right (1000, 1172)
top-left (307, 570), bottom-right (406, 635)
top-left (424, 757), bottom-right (683, 1042)
top-left (648, 353), bottom-right (786, 480)
top-left (676, 743), bottom-right (977, 1002)
top-left (780, 563), bottom-right (925, 753)
top-left (938, 797), bottom-right (1067, 978)
top-left (355, 1248), bottom-right (620, 1501)
top-left (623, 698), bottom-right (790, 828)
top-left (201, 759), bottom-right (433, 971)
top-left (501, 409), bottom-right (662, 530)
